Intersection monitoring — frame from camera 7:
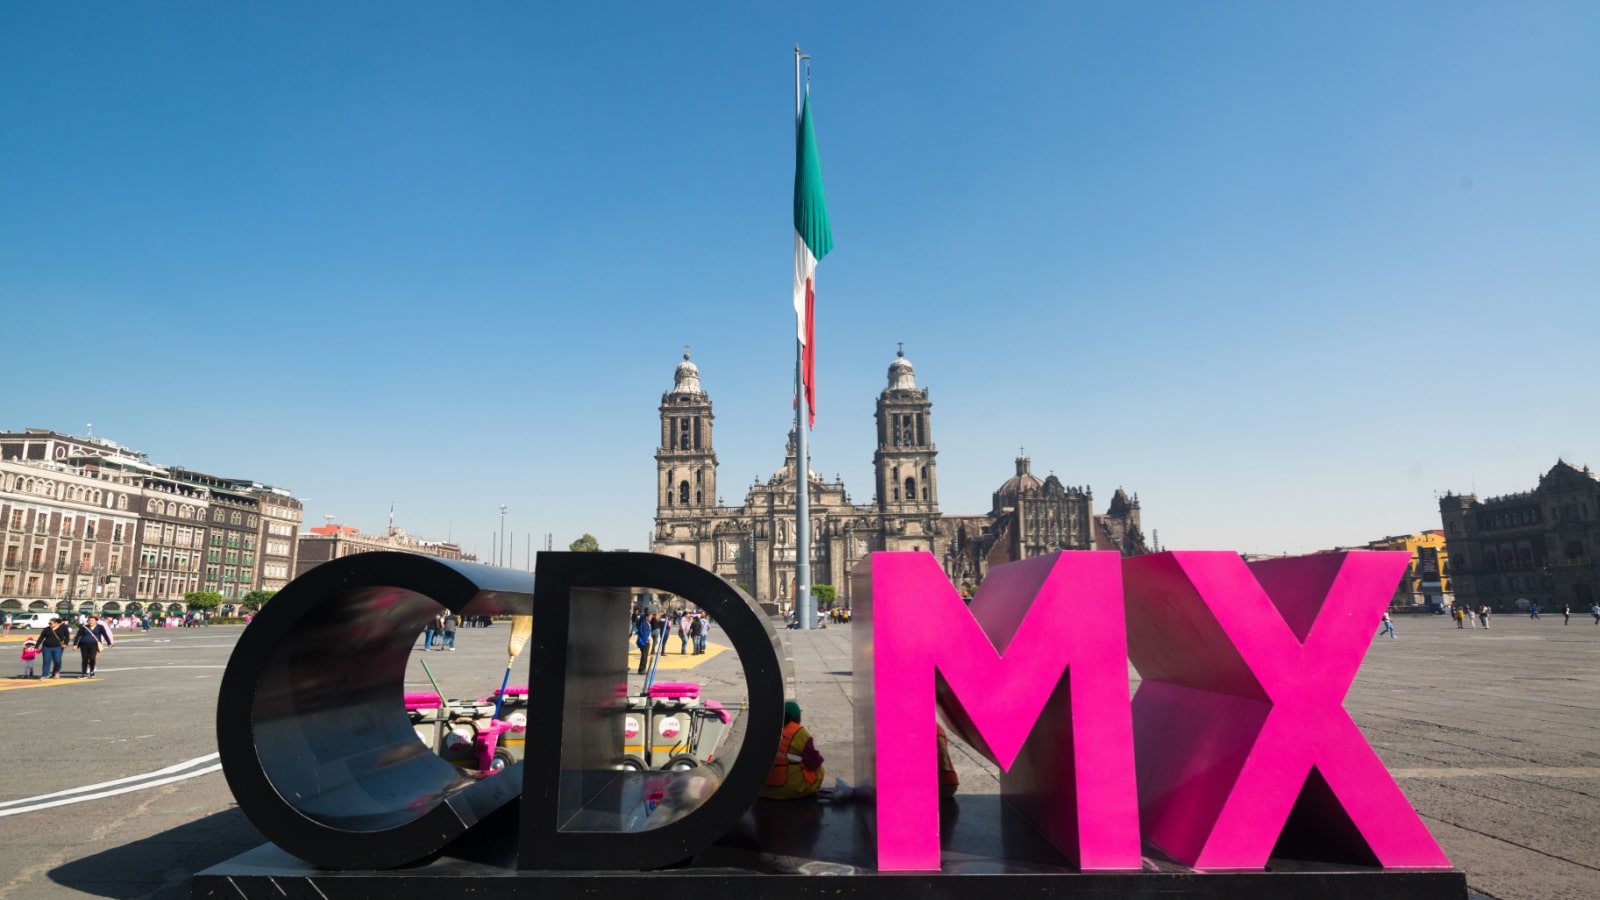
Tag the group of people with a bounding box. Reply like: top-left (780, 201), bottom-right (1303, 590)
top-left (17, 614), bottom-right (115, 679)
top-left (1451, 604), bottom-right (1493, 629)
top-left (1450, 602), bottom-right (1600, 628)
top-left (1534, 603), bottom-right (1600, 626)
top-left (4, 612), bottom-right (210, 634)
top-left (421, 614), bottom-right (459, 651)
top-left (631, 608), bottom-right (712, 673)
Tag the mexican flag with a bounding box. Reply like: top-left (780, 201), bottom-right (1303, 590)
top-left (793, 91), bottom-right (832, 429)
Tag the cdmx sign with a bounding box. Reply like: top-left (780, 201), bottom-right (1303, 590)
top-left (216, 548), bottom-right (1452, 877)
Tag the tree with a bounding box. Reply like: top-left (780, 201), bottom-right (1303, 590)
top-left (811, 584), bottom-right (837, 607)
top-left (184, 591), bottom-right (224, 612)
top-left (241, 590), bottom-right (277, 612)
top-left (569, 534), bottom-right (601, 552)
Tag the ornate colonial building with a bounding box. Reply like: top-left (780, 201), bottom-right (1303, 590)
top-left (0, 428), bottom-right (302, 615)
top-left (650, 351), bottom-right (1147, 605)
top-left (1440, 460), bottom-right (1600, 612)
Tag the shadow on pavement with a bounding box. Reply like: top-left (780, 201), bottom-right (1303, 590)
top-left (50, 807), bottom-right (264, 900)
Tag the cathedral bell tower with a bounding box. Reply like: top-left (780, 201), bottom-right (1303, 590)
top-left (873, 347), bottom-right (940, 549)
top-left (655, 352), bottom-right (717, 539)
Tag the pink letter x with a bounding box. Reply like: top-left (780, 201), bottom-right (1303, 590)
top-left (1122, 551), bottom-right (1450, 870)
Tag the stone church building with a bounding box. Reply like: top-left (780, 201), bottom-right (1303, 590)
top-left (651, 350), bottom-right (1147, 606)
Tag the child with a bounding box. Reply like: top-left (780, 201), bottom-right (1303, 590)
top-left (20, 638), bottom-right (38, 678)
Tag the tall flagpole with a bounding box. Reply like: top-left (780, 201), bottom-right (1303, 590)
top-left (793, 44), bottom-right (814, 631)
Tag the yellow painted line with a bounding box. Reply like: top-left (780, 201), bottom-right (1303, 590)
top-left (626, 641), bottom-right (728, 670)
top-left (0, 676), bottom-right (89, 692)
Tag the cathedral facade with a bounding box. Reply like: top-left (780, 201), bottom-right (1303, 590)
top-left (650, 350), bottom-right (1147, 606)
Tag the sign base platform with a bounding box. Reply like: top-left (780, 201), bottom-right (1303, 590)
top-left (192, 795), bottom-right (1467, 900)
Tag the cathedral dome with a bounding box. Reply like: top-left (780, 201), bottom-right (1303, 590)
top-left (670, 352), bottom-right (702, 394)
top-left (994, 454), bottom-right (1043, 507)
top-left (887, 347), bottom-right (916, 391)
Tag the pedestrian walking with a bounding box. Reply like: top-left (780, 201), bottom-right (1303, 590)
top-left (1530, 603), bottom-right (1541, 620)
top-left (1478, 605), bottom-right (1490, 630)
top-left (1379, 612), bottom-right (1396, 639)
top-left (74, 613), bottom-right (113, 678)
top-left (442, 614), bottom-right (457, 650)
top-left (423, 614), bottom-right (442, 651)
top-left (36, 616), bottom-right (68, 678)
top-left (2, 612), bottom-right (11, 637)
top-left (1453, 606), bottom-right (1464, 629)
top-left (20, 638), bottom-right (38, 678)
top-left (689, 613), bottom-right (705, 654)
top-left (634, 612), bottom-right (652, 675)
top-left (1591, 603), bottom-right (1599, 625)
top-left (1563, 605), bottom-right (1571, 626)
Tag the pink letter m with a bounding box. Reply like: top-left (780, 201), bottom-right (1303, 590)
top-left (852, 551), bottom-right (1141, 871)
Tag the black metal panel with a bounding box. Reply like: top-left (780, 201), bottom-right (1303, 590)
top-left (215, 552), bottom-right (534, 870)
top-left (194, 796), bottom-right (1469, 900)
top-left (519, 551), bottom-right (786, 870)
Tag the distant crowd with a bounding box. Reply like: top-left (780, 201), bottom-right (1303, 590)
top-left (630, 607), bottom-right (712, 672)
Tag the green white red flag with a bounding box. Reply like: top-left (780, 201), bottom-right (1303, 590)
top-left (793, 91), bottom-right (832, 429)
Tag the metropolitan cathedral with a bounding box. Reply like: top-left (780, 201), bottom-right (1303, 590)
top-left (651, 349), bottom-right (1148, 607)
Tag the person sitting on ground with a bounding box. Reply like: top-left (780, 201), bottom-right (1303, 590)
top-left (761, 700), bottom-right (825, 800)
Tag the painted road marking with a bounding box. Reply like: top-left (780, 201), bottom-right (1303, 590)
top-left (628, 641), bottom-right (728, 670)
top-left (1, 665), bottom-right (228, 691)
top-left (0, 753), bottom-right (222, 817)
top-left (0, 675), bottom-right (91, 692)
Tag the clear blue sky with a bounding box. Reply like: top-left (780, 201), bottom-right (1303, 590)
top-left (4, 3), bottom-right (1596, 561)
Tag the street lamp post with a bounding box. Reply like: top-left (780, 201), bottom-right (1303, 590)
top-left (748, 518), bottom-right (757, 600)
top-left (499, 505), bottom-right (508, 569)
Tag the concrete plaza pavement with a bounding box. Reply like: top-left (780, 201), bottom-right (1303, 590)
top-left (0, 610), bottom-right (1595, 899)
